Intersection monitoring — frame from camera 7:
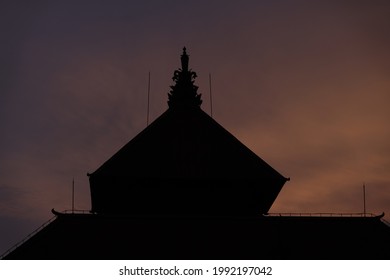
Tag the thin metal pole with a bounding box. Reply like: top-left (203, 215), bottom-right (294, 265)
top-left (209, 73), bottom-right (213, 118)
top-left (147, 71), bottom-right (151, 126)
top-left (72, 178), bottom-right (75, 214)
top-left (363, 183), bottom-right (366, 217)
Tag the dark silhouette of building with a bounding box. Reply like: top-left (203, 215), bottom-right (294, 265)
top-left (2, 48), bottom-right (390, 260)
top-left (88, 47), bottom-right (287, 217)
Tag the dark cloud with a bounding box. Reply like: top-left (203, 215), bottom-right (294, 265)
top-left (0, 184), bottom-right (20, 207)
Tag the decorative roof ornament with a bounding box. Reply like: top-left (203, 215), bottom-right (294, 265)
top-left (168, 47), bottom-right (202, 108)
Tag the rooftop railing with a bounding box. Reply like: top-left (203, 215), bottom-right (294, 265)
top-left (58, 209), bottom-right (93, 214)
top-left (265, 212), bottom-right (390, 228)
top-left (0, 215), bottom-right (57, 259)
top-left (265, 212), bottom-right (379, 217)
top-left (0, 209), bottom-right (93, 259)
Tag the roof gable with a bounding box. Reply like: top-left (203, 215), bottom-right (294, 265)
top-left (88, 48), bottom-right (288, 215)
top-left (91, 106), bottom-right (286, 181)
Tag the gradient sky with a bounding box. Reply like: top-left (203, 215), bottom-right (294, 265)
top-left (1, 1), bottom-right (390, 254)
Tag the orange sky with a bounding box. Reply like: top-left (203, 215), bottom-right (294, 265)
top-left (1, 1), bottom-right (390, 254)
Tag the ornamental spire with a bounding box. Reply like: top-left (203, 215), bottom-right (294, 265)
top-left (181, 47), bottom-right (189, 72)
top-left (168, 47), bottom-right (202, 108)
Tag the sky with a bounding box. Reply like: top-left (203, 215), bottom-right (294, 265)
top-left (1, 0), bottom-right (390, 255)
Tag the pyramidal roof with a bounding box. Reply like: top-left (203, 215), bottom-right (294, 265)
top-left (88, 48), bottom-right (289, 216)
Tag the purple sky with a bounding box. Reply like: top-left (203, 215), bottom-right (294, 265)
top-left (1, 1), bottom-right (390, 255)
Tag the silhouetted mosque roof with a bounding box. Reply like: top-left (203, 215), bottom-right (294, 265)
top-left (3, 212), bottom-right (390, 259)
top-left (2, 48), bottom-right (390, 260)
top-left (88, 47), bottom-right (288, 216)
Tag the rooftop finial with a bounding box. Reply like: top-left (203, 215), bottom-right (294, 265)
top-left (168, 48), bottom-right (202, 108)
top-left (181, 47), bottom-right (189, 72)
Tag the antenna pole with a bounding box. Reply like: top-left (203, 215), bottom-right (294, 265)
top-left (363, 183), bottom-right (366, 217)
top-left (147, 71), bottom-right (151, 126)
top-left (72, 178), bottom-right (75, 214)
top-left (209, 73), bottom-right (213, 118)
